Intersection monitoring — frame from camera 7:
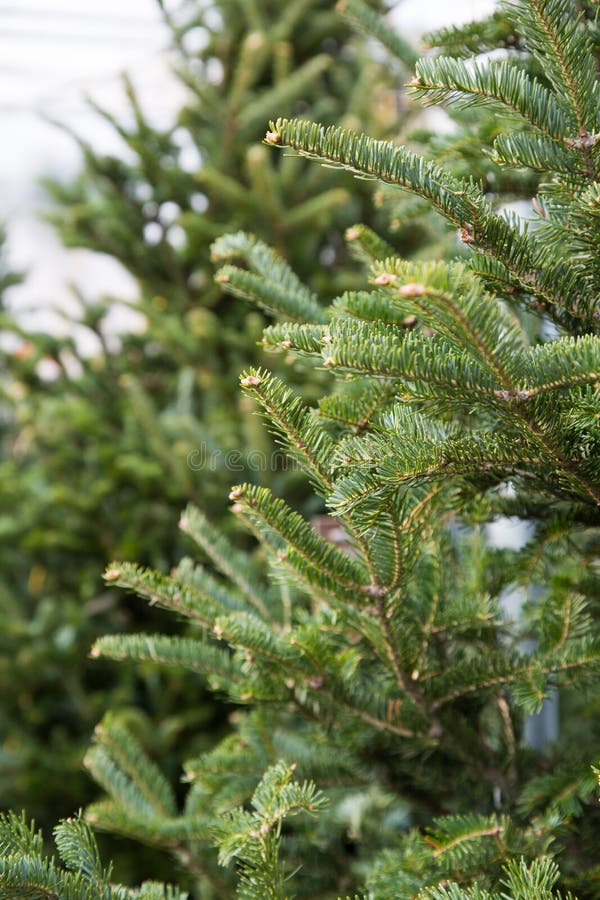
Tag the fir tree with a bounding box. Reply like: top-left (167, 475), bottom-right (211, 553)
top-left (4, 0), bottom-right (600, 898)
top-left (84, 1), bottom-right (598, 895)
top-left (0, 0), bottom-right (409, 871)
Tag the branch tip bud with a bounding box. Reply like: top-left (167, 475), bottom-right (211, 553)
top-left (373, 272), bottom-right (396, 286)
top-left (399, 282), bottom-right (426, 297)
top-left (240, 374), bottom-right (261, 387)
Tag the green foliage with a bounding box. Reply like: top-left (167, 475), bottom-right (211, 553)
top-left (70, 0), bottom-right (600, 895)
top-left (0, 812), bottom-right (185, 899)
top-left (212, 762), bottom-right (327, 900)
top-left (0, 0), bottom-right (408, 851)
top-left (4, 0), bottom-right (600, 898)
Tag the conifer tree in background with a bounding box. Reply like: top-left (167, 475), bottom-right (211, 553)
top-left (0, 0), bottom-right (411, 862)
top-left (3, 0), bottom-right (600, 898)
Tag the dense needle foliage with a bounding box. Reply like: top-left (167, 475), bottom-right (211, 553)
top-left (0, 0), bottom-right (407, 870)
top-left (2, 0), bottom-right (599, 898)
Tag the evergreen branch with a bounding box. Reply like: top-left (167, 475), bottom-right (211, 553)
top-left (226, 483), bottom-right (369, 594)
top-left (411, 57), bottom-right (568, 139)
top-left (228, 505), bottom-right (346, 611)
top-left (413, 543), bottom-right (443, 674)
top-left (53, 816), bottom-right (111, 889)
top-left (323, 318), bottom-right (504, 399)
top-left (215, 264), bottom-right (319, 323)
top-left (336, 0), bottom-right (418, 69)
top-left (516, 335), bottom-right (600, 397)
top-left (428, 639), bottom-right (600, 712)
top-left (102, 562), bottom-right (227, 627)
top-left (423, 11), bottom-right (518, 57)
top-left (239, 368), bottom-right (335, 493)
top-left (332, 289), bottom-right (423, 327)
top-left (239, 53), bottom-right (331, 135)
top-left (179, 505), bottom-right (269, 618)
top-left (85, 799), bottom-right (210, 850)
top-left (91, 634), bottom-right (238, 688)
top-left (213, 762), bottom-right (327, 900)
top-left (0, 851), bottom-right (107, 900)
top-left (373, 591), bottom-right (429, 712)
top-left (266, 119), bottom-right (595, 324)
top-left (323, 319), bottom-right (599, 506)
top-left (211, 231), bottom-right (326, 323)
top-left (468, 249), bottom-right (594, 330)
top-left (212, 611), bottom-right (300, 672)
top-left (417, 885), bottom-right (493, 899)
top-left (518, 766), bottom-right (598, 818)
top-left (265, 117), bottom-right (486, 228)
top-left (91, 715), bottom-right (177, 818)
top-left (345, 224), bottom-right (395, 267)
top-left (261, 322), bottom-right (327, 356)
top-left (84, 744), bottom-right (169, 824)
top-left (368, 258), bottom-right (525, 381)
top-left (0, 813), bottom-right (43, 859)
top-left (512, 0), bottom-right (600, 138)
top-left (0, 818), bottom-right (114, 900)
top-left (512, 406), bottom-right (600, 506)
top-left (318, 379), bottom-right (398, 433)
top-left (426, 814), bottom-right (505, 860)
top-left (172, 558), bottom-right (249, 613)
top-left (336, 428), bottom-right (541, 491)
top-left (490, 131), bottom-right (582, 173)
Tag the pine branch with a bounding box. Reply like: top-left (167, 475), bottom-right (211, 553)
top-left (211, 232), bottom-right (326, 323)
top-left (510, 0), bottom-right (600, 139)
top-left (428, 639), bottom-right (600, 713)
top-left (265, 117), bottom-right (487, 229)
top-left (265, 119), bottom-right (596, 325)
top-left (238, 368), bottom-right (335, 494)
top-left (345, 224), bottom-right (395, 267)
top-left (490, 131), bottom-right (583, 173)
top-left (213, 762), bottom-right (327, 900)
top-left (516, 335), bottom-right (600, 397)
top-left (90, 715), bottom-right (177, 818)
top-left (336, 0), bottom-right (418, 69)
top-left (411, 57), bottom-right (569, 139)
top-left (179, 505), bottom-right (269, 618)
top-left (226, 483), bottom-right (369, 598)
top-left (102, 562), bottom-right (227, 627)
top-left (0, 812), bottom-right (185, 899)
top-left (90, 634), bottom-right (238, 689)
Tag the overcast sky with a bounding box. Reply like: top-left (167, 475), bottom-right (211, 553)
top-left (1, 0), bottom-right (495, 336)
